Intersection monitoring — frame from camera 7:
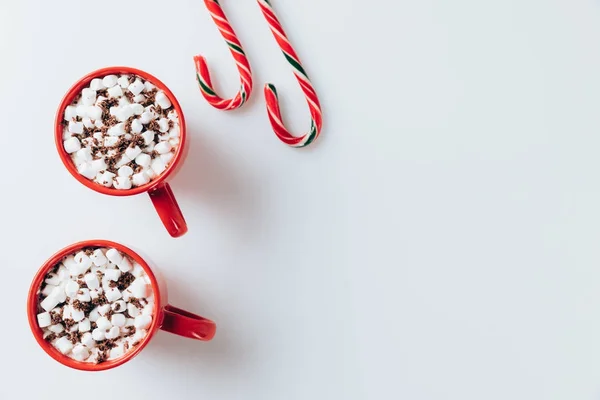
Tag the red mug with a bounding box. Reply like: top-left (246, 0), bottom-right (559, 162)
top-left (27, 240), bottom-right (216, 371)
top-left (55, 67), bottom-right (189, 238)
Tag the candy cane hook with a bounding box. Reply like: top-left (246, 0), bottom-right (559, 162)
top-left (257, 0), bottom-right (323, 148)
top-left (195, 0), bottom-right (253, 110)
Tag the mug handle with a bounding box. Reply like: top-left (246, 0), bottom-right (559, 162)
top-left (148, 182), bottom-right (188, 238)
top-left (160, 305), bottom-right (217, 340)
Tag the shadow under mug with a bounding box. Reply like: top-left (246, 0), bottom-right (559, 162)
top-left (55, 67), bottom-right (189, 238)
top-left (27, 240), bottom-right (216, 371)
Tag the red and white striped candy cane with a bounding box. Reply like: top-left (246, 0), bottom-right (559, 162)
top-left (194, 0), bottom-right (253, 111)
top-left (257, 0), bottom-right (323, 148)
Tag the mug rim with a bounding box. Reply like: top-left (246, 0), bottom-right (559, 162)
top-left (27, 240), bottom-right (162, 371)
top-left (54, 66), bottom-right (187, 197)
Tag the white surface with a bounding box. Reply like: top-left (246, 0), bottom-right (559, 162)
top-left (1, 0), bottom-right (600, 399)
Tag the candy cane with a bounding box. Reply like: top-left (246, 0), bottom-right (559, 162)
top-left (194, 0), bottom-right (253, 111)
top-left (257, 0), bottom-right (323, 148)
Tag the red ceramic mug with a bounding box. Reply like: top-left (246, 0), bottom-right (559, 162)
top-left (55, 67), bottom-right (189, 237)
top-left (27, 240), bottom-right (216, 371)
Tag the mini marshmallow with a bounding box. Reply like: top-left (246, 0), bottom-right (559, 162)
top-left (87, 105), bottom-right (103, 121)
top-left (134, 315), bottom-right (152, 330)
top-left (81, 88), bottom-right (96, 106)
top-left (130, 118), bottom-right (143, 133)
top-left (104, 136), bottom-right (119, 147)
top-left (125, 318), bottom-right (135, 327)
top-left (42, 284), bottom-right (57, 296)
top-left (141, 130), bottom-right (155, 145)
top-left (106, 326), bottom-right (121, 340)
top-left (158, 118), bottom-right (170, 133)
top-left (160, 152), bottom-right (174, 165)
top-left (96, 316), bottom-right (112, 331)
top-left (139, 111), bottom-right (156, 124)
top-left (64, 137), bottom-right (81, 154)
top-left (105, 287), bottom-right (123, 302)
top-left (117, 76), bottom-right (130, 88)
top-left (129, 278), bottom-right (148, 298)
top-left (127, 303), bottom-right (141, 318)
top-left (65, 280), bottom-right (80, 297)
top-left (78, 318), bottom-right (91, 332)
top-left (37, 312), bottom-right (51, 328)
top-left (91, 158), bottom-right (107, 173)
top-left (92, 328), bottom-right (106, 341)
top-left (135, 153), bottom-right (152, 168)
top-left (45, 274), bottom-right (60, 286)
top-left (114, 176), bottom-right (132, 190)
top-left (97, 304), bottom-right (111, 316)
top-left (81, 332), bottom-right (95, 347)
top-left (106, 248), bottom-right (122, 264)
top-left (119, 96), bottom-right (131, 106)
top-left (151, 158), bottom-right (167, 175)
top-left (97, 171), bottom-right (116, 188)
top-left (89, 289), bottom-right (100, 300)
top-left (88, 307), bottom-right (100, 322)
top-left (102, 75), bottom-right (118, 88)
top-left (64, 105), bottom-right (78, 121)
top-left (70, 323), bottom-right (80, 332)
top-left (72, 344), bottom-right (90, 361)
top-left (77, 288), bottom-right (91, 302)
top-left (109, 106), bottom-right (118, 116)
top-left (55, 337), bottom-right (74, 354)
top-left (72, 308), bottom-right (85, 322)
top-left (57, 265), bottom-right (70, 281)
top-left (78, 162), bottom-right (97, 180)
top-left (96, 95), bottom-right (107, 105)
top-left (95, 120), bottom-right (104, 128)
top-left (68, 121), bottom-right (84, 134)
top-left (76, 104), bottom-right (88, 117)
top-left (116, 105), bottom-right (134, 122)
top-left (111, 314), bottom-right (126, 327)
top-left (167, 111), bottom-right (179, 121)
top-left (107, 85), bottom-right (123, 98)
top-left (110, 342), bottom-right (126, 359)
top-left (82, 117), bottom-right (94, 129)
top-left (108, 122), bottom-right (125, 136)
top-left (132, 171), bottom-right (150, 186)
top-left (169, 126), bottom-right (180, 138)
top-left (144, 81), bottom-right (156, 92)
top-left (117, 256), bottom-right (132, 272)
top-left (115, 154), bottom-right (131, 168)
top-left (112, 300), bottom-right (126, 313)
top-left (158, 132), bottom-right (170, 141)
top-left (133, 94), bottom-right (146, 103)
top-left (131, 103), bottom-right (144, 115)
top-left (154, 141), bottom-right (172, 154)
top-left (85, 273), bottom-right (101, 289)
top-left (53, 284), bottom-right (68, 303)
top-left (62, 305), bottom-right (72, 320)
top-left (90, 249), bottom-right (108, 266)
top-left (49, 324), bottom-right (65, 334)
top-left (74, 251), bottom-right (93, 269)
top-left (75, 148), bottom-right (93, 165)
top-left (90, 78), bottom-right (105, 91)
top-left (125, 145), bottom-right (142, 160)
top-left (129, 79), bottom-right (145, 95)
top-left (144, 166), bottom-right (157, 179)
top-left (155, 91), bottom-right (172, 109)
top-left (41, 293), bottom-right (60, 312)
top-left (118, 165), bottom-right (134, 177)
top-left (105, 268), bottom-right (121, 281)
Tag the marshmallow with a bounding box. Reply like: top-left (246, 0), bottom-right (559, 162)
top-left (119, 96), bottom-right (131, 106)
top-left (107, 85), bottom-right (123, 98)
top-left (114, 176), bottom-right (132, 190)
top-left (158, 132), bottom-right (169, 141)
top-left (72, 308), bottom-right (85, 322)
top-left (65, 280), bottom-right (80, 297)
top-left (77, 288), bottom-right (91, 302)
top-left (96, 95), bottom-right (107, 105)
top-left (49, 324), bottom-right (65, 334)
top-left (106, 248), bottom-right (122, 265)
top-left (139, 111), bottom-right (155, 124)
top-left (134, 315), bottom-right (152, 330)
top-left (76, 104), bottom-right (88, 118)
top-left (128, 79), bottom-right (145, 95)
top-left (64, 137), bottom-right (81, 154)
top-left (41, 293), bottom-right (60, 311)
top-left (155, 91), bottom-right (172, 109)
top-left (90, 249), bottom-right (108, 266)
top-left (105, 268), bottom-right (121, 281)
top-left (133, 94), bottom-right (146, 103)
top-left (115, 154), bottom-right (131, 168)
top-left (158, 118), bottom-right (170, 133)
top-left (55, 337), bottom-right (74, 354)
top-left (82, 117), bottom-right (94, 129)
top-left (118, 165), bottom-right (134, 177)
top-left (81, 332), bottom-right (95, 347)
top-left (109, 106), bottom-right (118, 116)
top-left (90, 78), bottom-right (105, 91)
top-left (125, 145), bottom-right (142, 160)
top-left (64, 105), bottom-right (78, 121)
top-left (154, 141), bottom-right (172, 154)
top-left (127, 303), bottom-right (141, 318)
top-left (84, 273), bottom-right (100, 290)
top-left (37, 312), bottom-right (52, 328)
top-left (125, 318), bottom-right (135, 327)
top-left (96, 316), bottom-right (112, 331)
top-left (134, 153), bottom-right (152, 168)
top-left (97, 304), bottom-right (111, 316)
top-left (77, 162), bottom-right (97, 180)
top-left (110, 342), bottom-right (126, 359)
top-left (105, 287), bottom-right (122, 302)
top-left (131, 103), bottom-right (144, 115)
top-left (167, 111), bottom-right (179, 121)
top-left (111, 314), bottom-right (126, 327)
top-left (57, 265), bottom-right (70, 282)
top-left (104, 136), bottom-right (119, 147)
top-left (87, 105), bottom-right (103, 121)
top-left (102, 75), bottom-right (118, 88)
top-left (169, 126), bottom-right (180, 138)
top-left (144, 81), bottom-right (156, 92)
top-left (144, 166), bottom-right (157, 179)
top-left (62, 305), bottom-right (72, 320)
top-left (75, 148), bottom-right (92, 165)
top-left (117, 256), bottom-right (132, 272)
top-left (42, 284), bottom-right (57, 296)
top-left (106, 326), bottom-right (121, 340)
top-left (116, 105), bottom-right (134, 122)
top-left (74, 251), bottom-right (93, 270)
top-left (88, 307), bottom-right (100, 322)
top-left (151, 158), bottom-right (167, 175)
top-left (45, 274), bottom-right (60, 286)
top-left (95, 120), bottom-right (104, 128)
top-left (92, 328), bottom-right (106, 341)
top-left (160, 152), bottom-right (174, 165)
top-left (130, 118), bottom-right (143, 133)
top-left (108, 122), bottom-right (125, 136)
top-left (68, 121), bottom-right (84, 134)
top-left (70, 323), bottom-right (80, 332)
top-left (117, 76), bottom-right (130, 88)
top-left (72, 344), bottom-right (90, 361)
top-left (97, 171), bottom-right (116, 187)
top-left (78, 318), bottom-right (91, 333)
top-left (81, 88), bottom-right (96, 106)
top-left (132, 171), bottom-right (150, 186)
top-left (112, 300), bottom-right (126, 313)
top-left (91, 159), bottom-right (107, 173)
top-left (89, 289), bottom-right (100, 300)
top-left (129, 278), bottom-right (148, 298)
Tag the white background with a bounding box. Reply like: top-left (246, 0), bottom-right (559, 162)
top-left (0, 0), bottom-right (599, 398)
